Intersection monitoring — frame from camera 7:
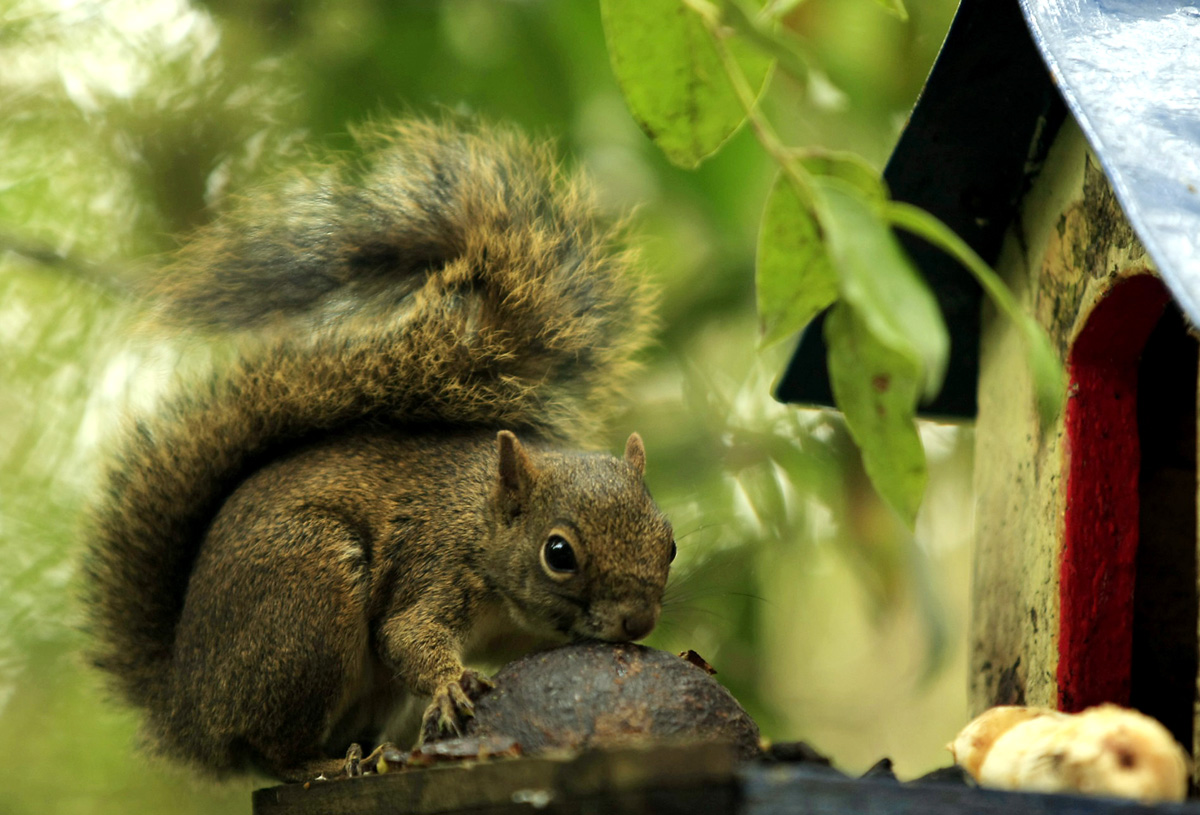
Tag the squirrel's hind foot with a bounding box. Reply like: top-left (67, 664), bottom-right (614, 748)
top-left (419, 669), bottom-right (495, 743)
top-left (345, 741), bottom-right (406, 776)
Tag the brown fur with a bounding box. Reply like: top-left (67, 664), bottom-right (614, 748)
top-left (81, 119), bottom-right (671, 779)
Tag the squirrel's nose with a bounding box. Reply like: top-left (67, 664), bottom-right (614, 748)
top-left (621, 609), bottom-right (657, 640)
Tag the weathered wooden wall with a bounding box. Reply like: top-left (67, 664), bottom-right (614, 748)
top-left (970, 119), bottom-right (1157, 713)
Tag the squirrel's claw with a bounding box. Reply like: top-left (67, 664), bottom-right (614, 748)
top-left (344, 741), bottom-right (405, 776)
top-left (420, 669), bottom-right (494, 743)
top-left (460, 670), bottom-right (495, 698)
top-left (344, 742), bottom-right (364, 778)
top-left (361, 741), bottom-right (405, 774)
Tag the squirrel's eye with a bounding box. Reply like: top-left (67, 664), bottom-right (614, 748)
top-left (543, 535), bottom-right (578, 574)
top-left (669, 540), bottom-right (677, 563)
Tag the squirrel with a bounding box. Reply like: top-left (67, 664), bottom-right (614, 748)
top-left (81, 119), bottom-right (676, 782)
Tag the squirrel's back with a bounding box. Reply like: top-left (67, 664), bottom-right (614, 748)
top-left (82, 119), bottom-right (654, 713)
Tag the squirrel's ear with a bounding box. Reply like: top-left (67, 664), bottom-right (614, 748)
top-left (497, 430), bottom-right (537, 510)
top-left (624, 432), bottom-right (646, 477)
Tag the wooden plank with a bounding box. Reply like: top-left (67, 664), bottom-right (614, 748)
top-left (252, 741), bottom-right (739, 815)
top-left (256, 747), bottom-right (1200, 814)
top-left (741, 765), bottom-right (1196, 815)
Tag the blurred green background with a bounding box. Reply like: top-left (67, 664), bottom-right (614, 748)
top-left (0, 0), bottom-right (971, 811)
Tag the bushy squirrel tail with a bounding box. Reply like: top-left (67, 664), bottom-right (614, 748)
top-left (82, 119), bottom-right (654, 711)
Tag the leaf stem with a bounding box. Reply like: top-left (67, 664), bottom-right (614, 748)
top-left (885, 200), bottom-right (1066, 419)
top-left (715, 0), bottom-right (815, 85)
top-left (686, 0), bottom-right (817, 207)
top-left (884, 203), bottom-right (1008, 316)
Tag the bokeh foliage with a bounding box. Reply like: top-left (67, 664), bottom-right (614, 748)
top-left (0, 1), bottom-right (970, 812)
top-left (601, 0), bottom-right (1061, 525)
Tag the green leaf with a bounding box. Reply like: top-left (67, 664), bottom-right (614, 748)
top-left (824, 302), bottom-right (927, 526)
top-left (763, 0), bottom-right (808, 19)
top-left (755, 172), bottom-right (837, 347)
top-left (885, 201), bottom-right (1065, 423)
top-left (813, 176), bottom-right (949, 400)
top-left (715, 0), bottom-right (812, 84)
top-left (600, 0), bottom-right (773, 168)
top-left (798, 150), bottom-right (886, 201)
top-left (872, 0), bottom-right (909, 21)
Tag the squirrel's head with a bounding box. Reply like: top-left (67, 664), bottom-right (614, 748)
top-left (485, 430), bottom-right (675, 644)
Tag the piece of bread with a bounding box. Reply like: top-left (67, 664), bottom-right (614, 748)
top-left (949, 704), bottom-right (1189, 802)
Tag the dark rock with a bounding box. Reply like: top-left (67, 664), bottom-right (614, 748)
top-left (449, 642), bottom-right (761, 760)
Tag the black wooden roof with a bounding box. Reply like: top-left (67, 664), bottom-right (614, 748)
top-left (777, 0), bottom-right (1200, 419)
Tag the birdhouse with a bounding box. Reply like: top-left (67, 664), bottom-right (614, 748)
top-left (779, 0), bottom-right (1200, 775)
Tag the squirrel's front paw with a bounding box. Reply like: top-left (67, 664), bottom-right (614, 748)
top-left (420, 669), bottom-right (495, 742)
